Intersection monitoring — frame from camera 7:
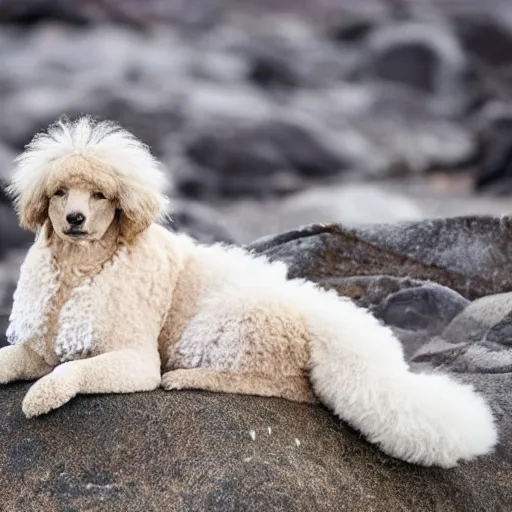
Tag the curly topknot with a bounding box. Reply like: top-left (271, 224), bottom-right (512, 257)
top-left (8, 115), bottom-right (169, 231)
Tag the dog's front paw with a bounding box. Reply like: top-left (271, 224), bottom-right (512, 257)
top-left (22, 365), bottom-right (79, 418)
top-left (161, 370), bottom-right (191, 391)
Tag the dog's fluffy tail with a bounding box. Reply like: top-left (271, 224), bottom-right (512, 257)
top-left (304, 290), bottom-right (497, 467)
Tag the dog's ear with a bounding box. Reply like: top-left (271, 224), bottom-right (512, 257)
top-left (15, 187), bottom-right (48, 232)
top-left (117, 182), bottom-right (162, 242)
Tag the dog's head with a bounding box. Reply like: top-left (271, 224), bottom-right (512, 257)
top-left (8, 115), bottom-right (169, 244)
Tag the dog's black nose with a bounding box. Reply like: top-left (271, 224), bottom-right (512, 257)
top-left (66, 212), bottom-right (85, 226)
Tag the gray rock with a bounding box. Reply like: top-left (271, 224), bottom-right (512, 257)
top-left (329, 15), bottom-right (378, 44)
top-left (177, 121), bottom-right (350, 199)
top-left (278, 184), bottom-right (424, 229)
top-left (0, 142), bottom-right (15, 181)
top-left (373, 282), bottom-right (469, 334)
top-left (290, 84), bottom-right (478, 178)
top-left (0, 250), bottom-right (24, 349)
top-left (352, 216), bottom-right (512, 297)
top-left (0, 0), bottom-right (91, 24)
top-left (455, 14), bottom-right (512, 69)
top-left (1, 381), bottom-right (509, 512)
top-left (474, 102), bottom-right (512, 195)
top-left (239, 18), bottom-right (354, 90)
top-left (369, 282), bottom-right (470, 359)
top-left (443, 292), bottom-right (512, 345)
top-left (248, 217), bottom-right (512, 301)
top-left (0, 313), bottom-right (8, 348)
top-left (361, 22), bottom-right (467, 101)
top-left (246, 49), bottom-right (300, 90)
top-left (411, 293), bottom-right (512, 374)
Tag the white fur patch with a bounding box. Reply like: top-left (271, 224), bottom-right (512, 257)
top-left (7, 241), bottom-right (59, 347)
top-left (54, 279), bottom-right (96, 362)
top-left (8, 234), bottom-right (124, 362)
top-left (54, 252), bottom-right (122, 362)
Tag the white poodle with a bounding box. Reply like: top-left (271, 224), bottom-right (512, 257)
top-left (1, 115), bottom-right (497, 467)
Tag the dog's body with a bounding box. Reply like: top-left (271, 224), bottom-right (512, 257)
top-left (1, 116), bottom-right (497, 468)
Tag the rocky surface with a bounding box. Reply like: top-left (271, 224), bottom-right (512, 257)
top-left (0, 381), bottom-right (509, 512)
top-left (0, 1), bottom-right (511, 258)
top-left (248, 217), bottom-right (512, 300)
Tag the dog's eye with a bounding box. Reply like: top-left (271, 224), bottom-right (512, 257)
top-left (54, 189), bottom-right (66, 197)
top-left (92, 192), bottom-right (106, 200)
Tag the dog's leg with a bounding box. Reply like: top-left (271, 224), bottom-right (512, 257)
top-left (161, 368), bottom-right (319, 404)
top-left (22, 348), bottom-right (161, 418)
top-left (0, 345), bottom-right (53, 384)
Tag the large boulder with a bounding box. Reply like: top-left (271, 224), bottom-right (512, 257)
top-left (1, 217), bottom-right (511, 510)
top-left (360, 22), bottom-right (467, 99)
top-left (474, 102), bottom-right (512, 195)
top-left (248, 216), bottom-right (512, 300)
top-left (177, 121), bottom-right (349, 200)
top-left (455, 14), bottom-right (512, 69)
top-left (0, 381), bottom-right (509, 512)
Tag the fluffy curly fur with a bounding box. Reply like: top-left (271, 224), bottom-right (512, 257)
top-left (1, 116), bottom-right (498, 468)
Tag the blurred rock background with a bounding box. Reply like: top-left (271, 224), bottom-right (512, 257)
top-left (1, 5), bottom-right (512, 506)
top-left (2, 0), bottom-right (512, 316)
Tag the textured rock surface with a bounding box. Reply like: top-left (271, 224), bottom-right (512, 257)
top-left (248, 216), bottom-right (512, 300)
top-left (0, 380), bottom-right (510, 512)
top-left (413, 292), bottom-right (512, 374)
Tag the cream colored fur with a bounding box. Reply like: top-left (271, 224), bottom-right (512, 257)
top-left (1, 116), bottom-right (497, 468)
